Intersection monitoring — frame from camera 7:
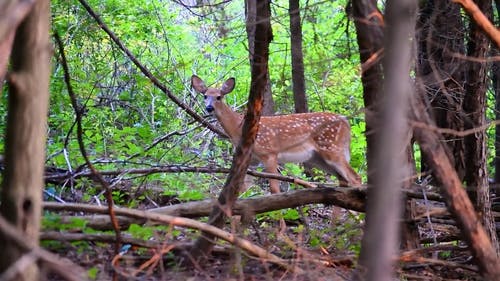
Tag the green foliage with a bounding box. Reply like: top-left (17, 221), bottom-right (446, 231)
top-left (42, 213), bottom-right (87, 231)
top-left (129, 223), bottom-right (154, 240)
top-left (87, 267), bottom-right (99, 280)
top-left (32, 0), bottom-right (368, 203)
top-left (282, 208), bottom-right (300, 220)
top-left (350, 121), bottom-right (367, 181)
top-left (34, 2), bottom-right (369, 256)
top-left (281, 163), bottom-right (305, 182)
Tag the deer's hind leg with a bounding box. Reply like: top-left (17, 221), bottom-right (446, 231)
top-left (307, 149), bottom-right (361, 187)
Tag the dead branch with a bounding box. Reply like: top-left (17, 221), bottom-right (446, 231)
top-left (43, 186), bottom-right (447, 231)
top-left (0, 215), bottom-right (85, 280)
top-left (43, 165), bottom-right (317, 188)
top-left (400, 251), bottom-right (478, 273)
top-left (452, 0), bottom-right (500, 48)
top-left (41, 231), bottom-right (164, 249)
top-left (411, 90), bottom-right (500, 278)
top-left (43, 203), bottom-right (301, 273)
top-left (410, 119), bottom-right (500, 137)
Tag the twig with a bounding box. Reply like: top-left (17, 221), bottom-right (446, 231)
top-left (45, 164), bottom-right (318, 188)
top-left (410, 119), bottom-right (500, 137)
top-left (127, 126), bottom-right (200, 160)
top-left (43, 203), bottom-right (301, 273)
top-left (53, 33), bottom-right (123, 258)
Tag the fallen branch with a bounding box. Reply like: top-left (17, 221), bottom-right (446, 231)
top-left (41, 231), bottom-right (162, 249)
top-left (0, 215), bottom-right (86, 281)
top-left (43, 186), bottom-right (447, 231)
top-left (43, 203), bottom-right (301, 273)
top-left (44, 187), bottom-right (367, 230)
top-left (400, 251), bottom-right (478, 273)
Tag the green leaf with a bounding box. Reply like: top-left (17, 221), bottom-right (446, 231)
top-left (129, 224), bottom-right (154, 240)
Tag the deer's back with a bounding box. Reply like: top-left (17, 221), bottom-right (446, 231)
top-left (253, 112), bottom-right (350, 156)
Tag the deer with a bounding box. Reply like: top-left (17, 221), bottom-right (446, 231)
top-left (191, 75), bottom-right (361, 194)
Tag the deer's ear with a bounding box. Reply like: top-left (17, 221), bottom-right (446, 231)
top-left (191, 75), bottom-right (207, 93)
top-left (221, 78), bottom-right (235, 95)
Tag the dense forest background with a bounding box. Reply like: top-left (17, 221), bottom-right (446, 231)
top-left (1, 0), bottom-right (500, 280)
top-left (30, 0), bottom-right (366, 198)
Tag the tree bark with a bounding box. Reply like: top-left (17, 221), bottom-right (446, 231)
top-left (0, 1), bottom-right (34, 83)
top-left (463, 0), bottom-right (499, 254)
top-left (353, 0), bottom-right (415, 280)
top-left (411, 88), bottom-right (500, 280)
top-left (245, 0), bottom-right (274, 116)
top-left (190, 0), bottom-right (272, 262)
top-left (0, 0), bottom-right (51, 280)
top-left (494, 0), bottom-right (500, 184)
top-left (289, 0), bottom-right (308, 113)
top-left (416, 0), bottom-right (466, 182)
top-left (351, 0), bottom-right (422, 273)
top-left (350, 0), bottom-right (384, 179)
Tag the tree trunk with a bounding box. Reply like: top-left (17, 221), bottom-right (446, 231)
top-left (289, 0), bottom-right (308, 113)
top-left (0, 0), bottom-right (51, 280)
top-left (352, 0), bottom-right (415, 280)
top-left (412, 87), bottom-right (500, 280)
top-left (463, 0), bottom-right (499, 254)
top-left (494, 52), bottom-right (500, 183)
top-left (350, 0), bottom-right (384, 181)
top-left (190, 0), bottom-right (272, 262)
top-left (245, 0), bottom-right (274, 116)
top-left (493, 2), bottom-right (500, 183)
top-left (416, 0), bottom-right (466, 182)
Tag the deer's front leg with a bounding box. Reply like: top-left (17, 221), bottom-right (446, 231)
top-left (261, 154), bottom-right (287, 232)
top-left (261, 155), bottom-right (280, 194)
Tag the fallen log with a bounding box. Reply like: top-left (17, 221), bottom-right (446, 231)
top-left (44, 186), bottom-right (446, 231)
top-left (44, 186), bottom-right (366, 230)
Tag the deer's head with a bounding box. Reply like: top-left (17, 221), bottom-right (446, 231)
top-left (191, 75), bottom-right (235, 113)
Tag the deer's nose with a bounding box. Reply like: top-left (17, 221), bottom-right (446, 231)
top-left (206, 105), bottom-right (214, 112)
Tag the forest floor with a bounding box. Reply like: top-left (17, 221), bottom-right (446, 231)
top-left (43, 183), bottom-right (486, 281)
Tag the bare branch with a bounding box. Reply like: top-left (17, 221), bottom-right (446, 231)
top-left (43, 203), bottom-right (301, 273)
top-left (0, 215), bottom-right (86, 281)
top-left (452, 0), bottom-right (500, 48)
top-left (53, 33), bottom-right (123, 257)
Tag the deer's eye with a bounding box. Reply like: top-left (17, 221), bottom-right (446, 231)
top-left (216, 96), bottom-right (221, 100)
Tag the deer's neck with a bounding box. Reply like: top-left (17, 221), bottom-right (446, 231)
top-left (214, 102), bottom-right (244, 146)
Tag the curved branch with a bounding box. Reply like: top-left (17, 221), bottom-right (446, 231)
top-left (452, 0), bottom-right (500, 48)
top-left (76, 0), bottom-right (226, 137)
top-left (53, 33), bottom-right (123, 256)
